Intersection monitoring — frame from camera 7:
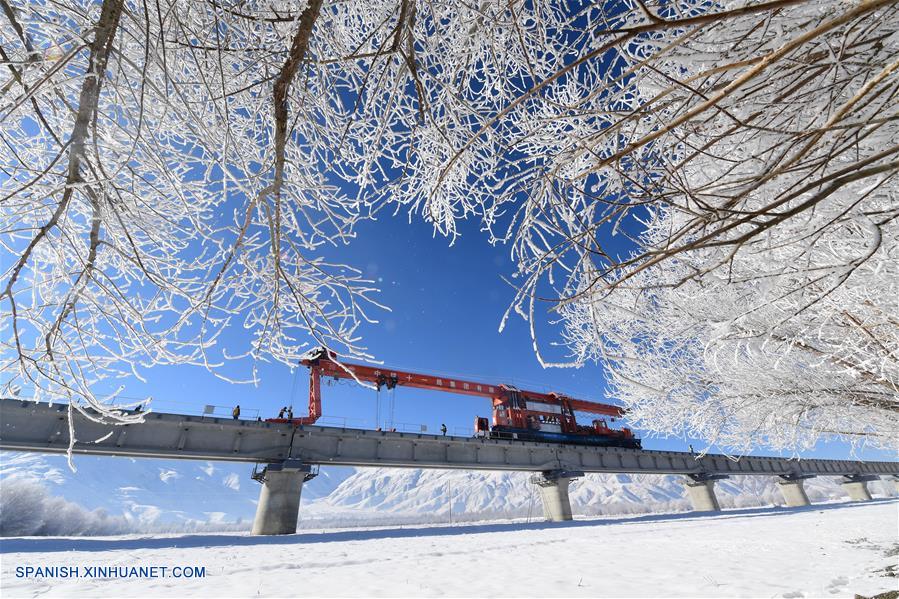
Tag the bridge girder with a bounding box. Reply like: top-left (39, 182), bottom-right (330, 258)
top-left (1, 399), bottom-right (897, 478)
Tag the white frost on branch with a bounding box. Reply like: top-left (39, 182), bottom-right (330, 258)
top-left (543, 0), bottom-right (899, 452)
top-left (2, 0), bottom-right (896, 455)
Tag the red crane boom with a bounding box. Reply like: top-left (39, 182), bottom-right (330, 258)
top-left (280, 347), bottom-right (624, 424)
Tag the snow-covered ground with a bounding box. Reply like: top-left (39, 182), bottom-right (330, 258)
top-left (2, 499), bottom-right (896, 598)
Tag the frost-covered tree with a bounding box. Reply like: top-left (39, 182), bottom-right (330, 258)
top-left (559, 215), bottom-right (898, 452)
top-left (2, 0), bottom-right (382, 433)
top-left (507, 0), bottom-right (899, 451)
top-left (2, 0), bottom-right (896, 453)
top-left (3, 0), bottom-right (593, 425)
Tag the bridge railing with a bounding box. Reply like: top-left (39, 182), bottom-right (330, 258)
top-left (392, 422), bottom-right (431, 433)
top-left (4, 396), bottom-right (264, 421)
top-left (367, 421), bottom-right (433, 433)
top-left (316, 415), bottom-right (370, 429)
top-left (5, 396), bottom-right (442, 437)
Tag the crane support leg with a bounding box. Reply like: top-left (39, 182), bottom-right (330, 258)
top-left (683, 474), bottom-right (727, 512)
top-left (251, 460), bottom-right (317, 535)
top-left (777, 474), bottom-right (814, 507)
top-left (840, 474), bottom-right (876, 502)
top-left (530, 470), bottom-right (582, 522)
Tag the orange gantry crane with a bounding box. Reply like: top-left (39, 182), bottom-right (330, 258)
top-left (268, 347), bottom-right (640, 449)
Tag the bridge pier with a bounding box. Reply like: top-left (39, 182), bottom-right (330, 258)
top-left (683, 474), bottom-right (727, 512)
top-left (251, 460), bottom-right (317, 535)
top-left (840, 474), bottom-right (876, 502)
top-left (530, 470), bottom-right (582, 522)
top-left (776, 474), bottom-right (814, 507)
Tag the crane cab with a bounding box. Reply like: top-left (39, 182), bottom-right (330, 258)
top-left (475, 387), bottom-right (641, 448)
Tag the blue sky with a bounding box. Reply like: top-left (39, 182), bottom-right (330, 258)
top-left (116, 209), bottom-right (892, 462)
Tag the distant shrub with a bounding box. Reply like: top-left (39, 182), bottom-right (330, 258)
top-left (0, 476), bottom-right (131, 536)
top-left (0, 477), bottom-right (248, 536)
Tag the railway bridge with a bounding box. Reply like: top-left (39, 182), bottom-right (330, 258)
top-left (1, 398), bottom-right (897, 535)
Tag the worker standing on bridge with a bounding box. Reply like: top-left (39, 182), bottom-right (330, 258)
top-left (440, 423), bottom-right (447, 436)
top-left (278, 407), bottom-right (286, 419)
top-left (287, 406), bottom-right (293, 419)
top-left (232, 405), bottom-right (240, 420)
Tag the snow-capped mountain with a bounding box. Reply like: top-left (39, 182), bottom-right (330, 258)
top-left (301, 467), bottom-right (866, 524)
top-left (1, 451), bottom-right (894, 535)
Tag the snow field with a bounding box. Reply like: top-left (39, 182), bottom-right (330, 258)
top-left (2, 499), bottom-right (896, 598)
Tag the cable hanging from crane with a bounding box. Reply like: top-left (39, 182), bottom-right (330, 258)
top-left (375, 386), bottom-right (381, 430)
top-left (388, 387), bottom-right (396, 431)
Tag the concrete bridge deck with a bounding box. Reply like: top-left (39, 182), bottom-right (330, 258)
top-left (1, 399), bottom-right (895, 477)
top-left (1, 398), bottom-right (897, 534)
